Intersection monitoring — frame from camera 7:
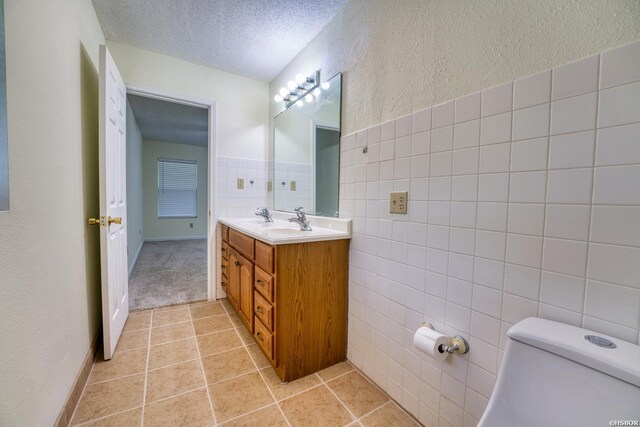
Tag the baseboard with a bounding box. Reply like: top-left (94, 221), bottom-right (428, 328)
top-left (54, 330), bottom-right (102, 427)
top-left (144, 236), bottom-right (207, 242)
top-left (128, 241), bottom-right (144, 277)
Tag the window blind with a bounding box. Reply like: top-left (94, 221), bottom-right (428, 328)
top-left (157, 159), bottom-right (197, 218)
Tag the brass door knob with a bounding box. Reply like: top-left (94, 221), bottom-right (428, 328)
top-left (108, 216), bottom-right (122, 225)
top-left (88, 217), bottom-right (102, 226)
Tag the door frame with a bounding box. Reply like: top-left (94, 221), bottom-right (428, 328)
top-left (310, 120), bottom-right (339, 215)
top-left (126, 84), bottom-right (218, 300)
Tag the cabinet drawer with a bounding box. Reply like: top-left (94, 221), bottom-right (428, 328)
top-left (254, 317), bottom-right (274, 362)
top-left (255, 240), bottom-right (274, 274)
top-left (254, 291), bottom-right (273, 331)
top-left (229, 228), bottom-right (254, 259)
top-left (254, 266), bottom-right (274, 303)
top-left (221, 224), bottom-right (229, 242)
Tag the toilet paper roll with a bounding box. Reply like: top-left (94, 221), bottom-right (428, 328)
top-left (413, 326), bottom-right (449, 361)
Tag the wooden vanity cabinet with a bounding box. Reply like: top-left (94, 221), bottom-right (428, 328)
top-left (226, 247), bottom-right (254, 332)
top-left (220, 224), bottom-right (349, 382)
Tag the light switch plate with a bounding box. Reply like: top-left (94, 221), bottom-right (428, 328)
top-left (267, 180), bottom-right (273, 192)
top-left (290, 180), bottom-right (297, 191)
top-left (390, 191), bottom-right (408, 214)
top-left (237, 178), bottom-right (244, 189)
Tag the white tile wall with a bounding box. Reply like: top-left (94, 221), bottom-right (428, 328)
top-left (216, 156), bottom-right (268, 217)
top-left (339, 40), bottom-right (640, 427)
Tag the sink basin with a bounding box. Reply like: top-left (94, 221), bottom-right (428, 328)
top-left (219, 214), bottom-right (351, 244)
top-left (259, 227), bottom-right (304, 236)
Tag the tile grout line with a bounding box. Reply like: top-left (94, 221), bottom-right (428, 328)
top-left (73, 406), bottom-right (143, 427)
top-left (581, 54), bottom-right (603, 329)
top-left (535, 69), bottom-right (554, 323)
top-left (241, 326), bottom-right (292, 427)
top-left (314, 371), bottom-right (360, 424)
top-left (189, 305), bottom-right (218, 426)
top-left (347, 360), bottom-right (425, 426)
top-left (356, 400), bottom-right (392, 422)
top-left (140, 307), bottom-right (153, 426)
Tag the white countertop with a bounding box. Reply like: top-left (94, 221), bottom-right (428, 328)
top-left (219, 212), bottom-right (351, 245)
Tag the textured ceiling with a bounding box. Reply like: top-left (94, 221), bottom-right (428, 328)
top-left (92, 0), bottom-right (348, 81)
top-left (128, 94), bottom-right (209, 147)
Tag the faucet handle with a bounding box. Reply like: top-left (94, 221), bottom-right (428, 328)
top-left (294, 207), bottom-right (305, 219)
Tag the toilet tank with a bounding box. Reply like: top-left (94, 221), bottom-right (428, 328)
top-left (479, 318), bottom-right (640, 427)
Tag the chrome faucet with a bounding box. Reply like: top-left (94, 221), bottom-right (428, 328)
top-left (289, 207), bottom-right (312, 231)
top-left (255, 207), bottom-right (273, 222)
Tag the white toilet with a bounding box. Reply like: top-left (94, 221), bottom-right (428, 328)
top-left (479, 317), bottom-right (640, 427)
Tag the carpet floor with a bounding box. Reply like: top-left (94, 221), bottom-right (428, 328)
top-left (129, 239), bottom-right (207, 310)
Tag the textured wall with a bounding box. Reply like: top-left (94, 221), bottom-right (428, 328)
top-left (0, 0), bottom-right (105, 424)
top-left (107, 41), bottom-right (270, 161)
top-left (126, 101), bottom-right (144, 271)
top-left (270, 0), bottom-right (640, 136)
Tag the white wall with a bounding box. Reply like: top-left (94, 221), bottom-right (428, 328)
top-left (342, 41), bottom-right (640, 426)
top-left (107, 41), bottom-right (270, 161)
top-left (0, 0), bottom-right (105, 425)
top-left (269, 1), bottom-right (640, 425)
top-left (126, 101), bottom-right (144, 270)
top-left (142, 140), bottom-right (208, 240)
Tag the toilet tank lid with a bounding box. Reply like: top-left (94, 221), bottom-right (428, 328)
top-left (508, 317), bottom-right (640, 387)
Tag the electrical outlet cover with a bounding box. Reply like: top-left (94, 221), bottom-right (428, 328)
top-left (237, 178), bottom-right (244, 189)
top-left (290, 181), bottom-right (297, 191)
top-left (390, 191), bottom-right (408, 214)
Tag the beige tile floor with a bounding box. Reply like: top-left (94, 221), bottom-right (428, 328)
top-left (69, 300), bottom-right (420, 426)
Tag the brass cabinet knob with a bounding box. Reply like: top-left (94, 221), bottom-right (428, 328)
top-left (255, 332), bottom-right (264, 341)
top-left (256, 279), bottom-right (263, 286)
top-left (256, 306), bottom-right (265, 314)
top-left (235, 261), bottom-right (240, 266)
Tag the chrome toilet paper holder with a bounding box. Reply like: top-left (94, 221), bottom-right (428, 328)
top-left (421, 322), bottom-right (470, 355)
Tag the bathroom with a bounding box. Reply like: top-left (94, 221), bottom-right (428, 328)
top-left (1, 0), bottom-right (639, 426)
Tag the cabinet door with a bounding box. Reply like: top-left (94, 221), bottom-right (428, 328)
top-left (227, 249), bottom-right (240, 310)
top-left (238, 253), bottom-right (255, 333)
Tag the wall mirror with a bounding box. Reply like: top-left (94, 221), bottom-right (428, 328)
top-left (273, 72), bottom-right (341, 217)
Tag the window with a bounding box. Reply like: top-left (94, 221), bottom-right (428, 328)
top-left (157, 159), bottom-right (197, 218)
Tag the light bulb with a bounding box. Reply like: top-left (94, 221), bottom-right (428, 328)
top-left (274, 94), bottom-right (283, 102)
top-left (313, 88), bottom-right (321, 97)
top-left (296, 100), bottom-right (304, 107)
top-left (287, 80), bottom-right (297, 91)
top-left (321, 81), bottom-right (330, 90)
top-left (279, 87), bottom-right (289, 97)
top-left (305, 94), bottom-right (314, 103)
top-left (296, 73), bottom-right (306, 84)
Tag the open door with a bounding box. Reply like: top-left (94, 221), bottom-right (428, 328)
top-left (96, 45), bottom-right (128, 359)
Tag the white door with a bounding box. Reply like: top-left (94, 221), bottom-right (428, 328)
top-left (98, 45), bottom-right (128, 360)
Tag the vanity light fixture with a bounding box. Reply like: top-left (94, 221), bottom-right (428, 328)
top-left (274, 70), bottom-right (331, 108)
